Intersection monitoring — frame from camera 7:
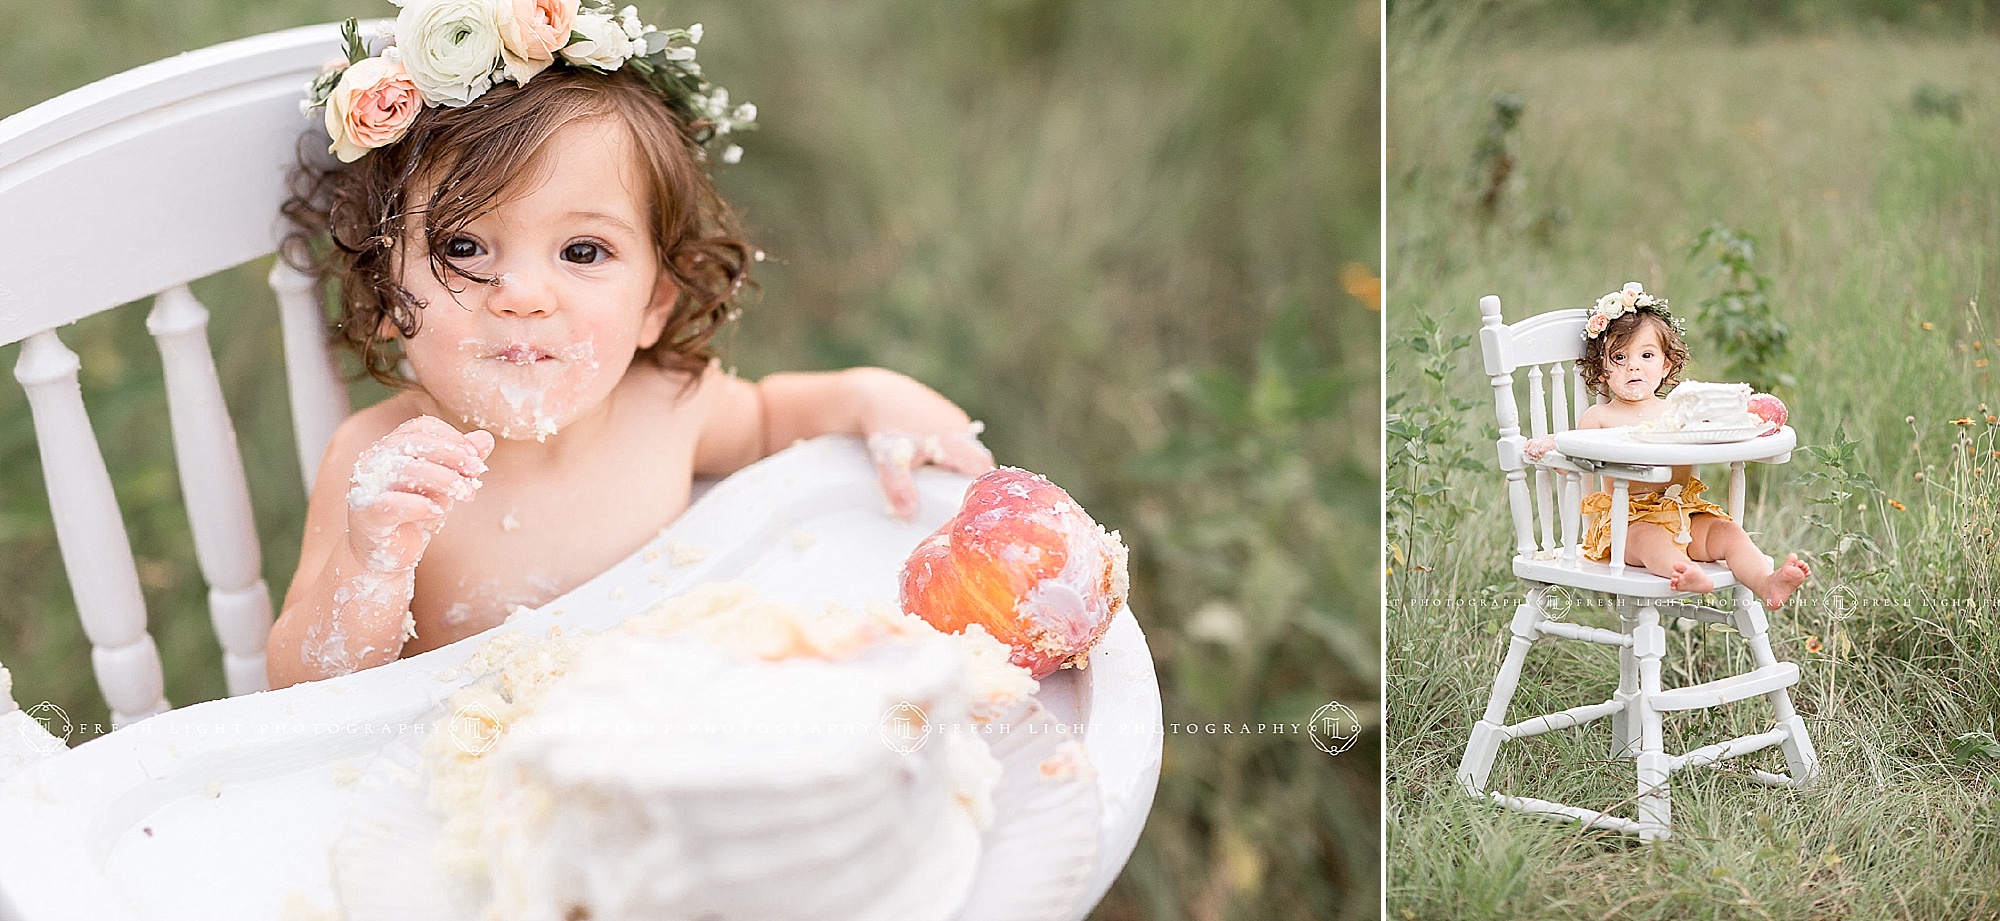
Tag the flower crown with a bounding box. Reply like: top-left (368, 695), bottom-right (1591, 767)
top-left (301, 1), bottom-right (756, 165)
top-left (1583, 282), bottom-right (1684, 340)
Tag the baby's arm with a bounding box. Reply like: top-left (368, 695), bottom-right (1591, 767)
top-left (692, 363), bottom-right (994, 518)
top-left (267, 415), bottom-right (493, 689)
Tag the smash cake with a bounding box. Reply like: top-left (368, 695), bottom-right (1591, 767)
top-left (403, 582), bottom-right (1064, 921)
top-left (1653, 381), bottom-right (1761, 432)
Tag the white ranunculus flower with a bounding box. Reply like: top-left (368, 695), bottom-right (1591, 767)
top-left (1623, 281), bottom-right (1644, 295)
top-left (396, 0), bottom-right (504, 106)
top-left (687, 22), bottom-right (702, 43)
top-left (562, 11), bottom-right (635, 70)
top-left (721, 144), bottom-right (743, 164)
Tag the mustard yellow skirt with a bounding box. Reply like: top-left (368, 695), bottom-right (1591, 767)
top-left (1579, 476), bottom-right (1730, 564)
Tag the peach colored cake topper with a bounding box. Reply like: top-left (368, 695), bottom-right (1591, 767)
top-left (900, 468), bottom-right (1129, 679)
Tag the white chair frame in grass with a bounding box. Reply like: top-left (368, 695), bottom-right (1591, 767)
top-left (0, 24), bottom-right (359, 727)
top-left (1456, 294), bottom-right (1818, 842)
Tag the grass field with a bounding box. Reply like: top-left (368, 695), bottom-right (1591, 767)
top-left (1387, 8), bottom-right (2000, 919)
top-left (0, 0), bottom-right (1378, 918)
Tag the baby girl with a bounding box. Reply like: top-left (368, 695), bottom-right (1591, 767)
top-left (267, 4), bottom-right (991, 687)
top-left (1526, 283), bottom-right (1809, 607)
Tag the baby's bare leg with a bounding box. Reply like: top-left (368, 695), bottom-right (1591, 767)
top-left (1688, 515), bottom-right (1809, 608)
top-left (1623, 522), bottom-right (1714, 594)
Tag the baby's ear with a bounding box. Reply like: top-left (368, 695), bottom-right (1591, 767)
top-left (637, 270), bottom-right (681, 350)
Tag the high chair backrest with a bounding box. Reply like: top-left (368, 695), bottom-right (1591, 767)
top-left (1476, 295), bottom-right (1596, 562)
top-left (0, 23), bottom-right (357, 725)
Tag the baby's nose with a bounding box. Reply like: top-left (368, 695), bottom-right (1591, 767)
top-left (486, 270), bottom-right (555, 318)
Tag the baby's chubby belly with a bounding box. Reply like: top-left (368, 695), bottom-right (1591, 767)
top-left (1623, 464), bottom-right (1697, 500)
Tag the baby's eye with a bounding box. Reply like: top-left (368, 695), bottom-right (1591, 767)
top-left (443, 236), bottom-right (483, 260)
top-left (562, 241), bottom-right (608, 264)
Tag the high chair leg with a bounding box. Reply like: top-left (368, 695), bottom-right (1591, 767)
top-left (1611, 598), bottom-right (1641, 760)
top-left (1731, 587), bottom-right (1821, 787)
top-left (1632, 599), bottom-right (1672, 841)
top-left (1458, 589), bottom-right (1548, 796)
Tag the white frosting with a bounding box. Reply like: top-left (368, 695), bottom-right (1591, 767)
top-left (1659, 381), bottom-right (1759, 431)
top-left (424, 583), bottom-right (1033, 921)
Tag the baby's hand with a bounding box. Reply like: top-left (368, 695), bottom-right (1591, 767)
top-left (345, 416), bottom-right (495, 572)
top-left (1522, 435), bottom-right (1557, 461)
top-left (853, 371), bottom-right (996, 520)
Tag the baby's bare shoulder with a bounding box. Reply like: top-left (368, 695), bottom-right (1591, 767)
top-left (612, 360), bottom-right (742, 457)
top-left (619, 359), bottom-right (719, 416)
top-left (330, 393), bottom-right (422, 452)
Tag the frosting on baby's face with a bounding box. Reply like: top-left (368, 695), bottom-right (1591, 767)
top-left (394, 117), bottom-right (675, 442)
top-left (1603, 325), bottom-right (1671, 406)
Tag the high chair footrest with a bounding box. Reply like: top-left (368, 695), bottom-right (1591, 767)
top-left (1483, 792), bottom-right (1646, 835)
top-left (1651, 663), bottom-right (1799, 712)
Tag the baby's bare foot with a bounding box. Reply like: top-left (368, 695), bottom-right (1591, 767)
top-left (1762, 554), bottom-right (1809, 609)
top-left (1669, 561), bottom-right (1714, 594)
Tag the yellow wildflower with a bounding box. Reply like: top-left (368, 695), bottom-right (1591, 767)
top-left (1340, 263), bottom-right (1380, 311)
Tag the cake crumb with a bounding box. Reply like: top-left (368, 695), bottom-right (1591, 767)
top-left (205, 779), bottom-right (224, 798)
top-left (330, 760), bottom-right (362, 786)
top-left (789, 529), bottom-right (816, 550)
top-left (1037, 740), bottom-right (1094, 782)
top-left (609, 588), bottom-right (627, 601)
top-left (500, 511), bottom-right (520, 532)
top-left (664, 540), bottom-right (708, 566)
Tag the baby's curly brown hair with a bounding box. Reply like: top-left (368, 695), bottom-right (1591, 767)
top-left (281, 66), bottom-right (753, 387)
top-left (1581, 309), bottom-right (1689, 398)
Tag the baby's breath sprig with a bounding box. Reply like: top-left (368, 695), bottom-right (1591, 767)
top-left (612, 15), bottom-right (758, 164)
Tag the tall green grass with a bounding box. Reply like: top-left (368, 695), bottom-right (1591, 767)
top-left (1389, 8), bottom-right (2000, 919)
top-left (0, 1), bottom-right (1378, 917)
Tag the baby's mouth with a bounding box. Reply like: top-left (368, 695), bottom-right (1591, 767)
top-left (490, 344), bottom-right (555, 366)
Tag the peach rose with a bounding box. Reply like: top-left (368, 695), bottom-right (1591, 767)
top-left (326, 56), bottom-right (423, 162)
top-left (496, 0), bottom-right (579, 85)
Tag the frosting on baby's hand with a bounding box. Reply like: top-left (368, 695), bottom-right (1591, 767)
top-left (866, 423), bottom-right (995, 521)
top-left (346, 416), bottom-right (494, 573)
top-left (1522, 435), bottom-right (1557, 461)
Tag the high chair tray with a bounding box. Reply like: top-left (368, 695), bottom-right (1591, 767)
top-left (0, 437), bottom-right (1162, 921)
top-left (1553, 424), bottom-right (1795, 466)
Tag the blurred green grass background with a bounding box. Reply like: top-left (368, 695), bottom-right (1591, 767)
top-left (0, 1), bottom-right (1379, 917)
top-left (1389, 3), bottom-right (2000, 918)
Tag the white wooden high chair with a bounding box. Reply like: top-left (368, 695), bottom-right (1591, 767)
top-left (0, 22), bottom-right (1161, 920)
top-left (1456, 294), bottom-right (1818, 842)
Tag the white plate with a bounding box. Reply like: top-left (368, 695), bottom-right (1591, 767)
top-left (0, 438), bottom-right (1161, 921)
top-left (1627, 422), bottom-right (1776, 444)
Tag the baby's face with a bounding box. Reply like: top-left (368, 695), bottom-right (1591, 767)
top-left (394, 117), bottom-right (673, 441)
top-left (1603, 325), bottom-right (1670, 404)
